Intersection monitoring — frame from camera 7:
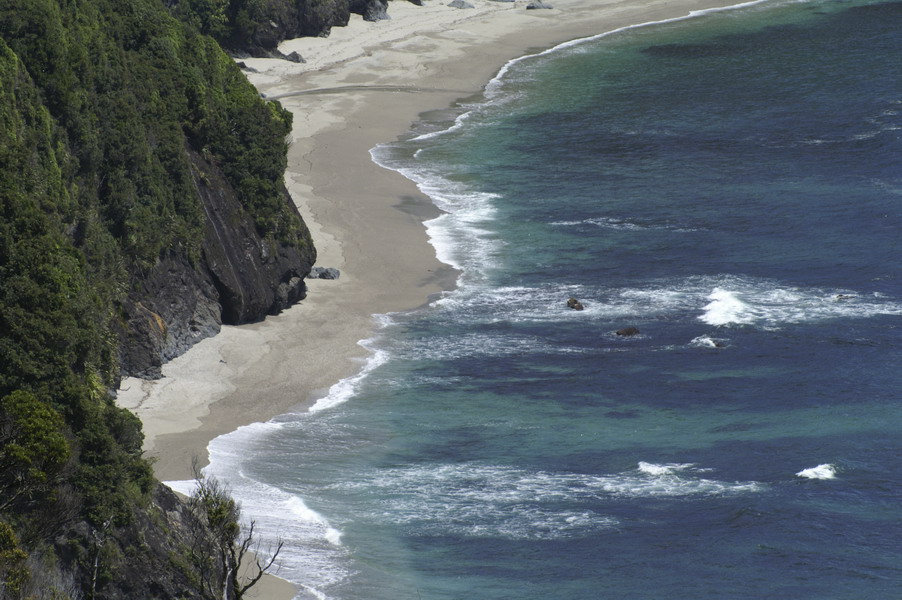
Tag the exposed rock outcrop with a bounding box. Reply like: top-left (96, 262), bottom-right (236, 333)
top-left (119, 148), bottom-right (316, 378)
top-left (527, 0), bottom-right (554, 7)
top-left (168, 0), bottom-right (393, 57)
top-left (567, 297), bottom-right (585, 311)
top-left (351, 0), bottom-right (391, 21)
top-left (309, 266), bottom-right (341, 280)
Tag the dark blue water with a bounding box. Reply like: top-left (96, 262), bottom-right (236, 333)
top-left (204, 1), bottom-right (902, 598)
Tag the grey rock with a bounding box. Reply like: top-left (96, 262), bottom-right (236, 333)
top-left (448, 0), bottom-right (474, 7)
top-left (285, 51), bottom-right (306, 63)
top-left (118, 147), bottom-right (316, 378)
top-left (566, 297), bottom-right (585, 311)
top-left (526, 0), bottom-right (553, 7)
top-left (351, 0), bottom-right (390, 20)
top-left (308, 266), bottom-right (341, 280)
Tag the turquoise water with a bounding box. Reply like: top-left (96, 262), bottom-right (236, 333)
top-left (201, 2), bottom-right (902, 598)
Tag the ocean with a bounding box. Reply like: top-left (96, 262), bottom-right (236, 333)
top-left (199, 1), bottom-right (902, 597)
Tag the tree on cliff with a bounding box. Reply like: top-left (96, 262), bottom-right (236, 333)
top-left (187, 463), bottom-right (283, 600)
top-left (0, 0), bottom-right (310, 595)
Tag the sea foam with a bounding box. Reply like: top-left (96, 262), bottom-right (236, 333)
top-left (796, 464), bottom-right (837, 480)
top-left (328, 462), bottom-right (762, 540)
top-left (203, 430), bottom-right (352, 599)
top-left (701, 288), bottom-right (758, 326)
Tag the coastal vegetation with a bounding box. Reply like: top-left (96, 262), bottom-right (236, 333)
top-left (0, 0), bottom-right (311, 596)
top-left (171, 0), bottom-right (387, 56)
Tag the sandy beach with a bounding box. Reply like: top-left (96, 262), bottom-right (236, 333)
top-left (116, 0), bottom-right (747, 595)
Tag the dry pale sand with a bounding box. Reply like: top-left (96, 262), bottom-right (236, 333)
top-left (116, 0), bottom-right (746, 596)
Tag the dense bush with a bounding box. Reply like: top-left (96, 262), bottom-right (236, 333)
top-left (0, 0), bottom-right (304, 594)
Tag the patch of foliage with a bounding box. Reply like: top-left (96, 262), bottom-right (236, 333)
top-left (0, 0), bottom-right (302, 594)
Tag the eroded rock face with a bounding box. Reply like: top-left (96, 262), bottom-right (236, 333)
top-left (118, 149), bottom-right (315, 378)
top-left (296, 0), bottom-right (352, 37)
top-left (351, 0), bottom-right (391, 21)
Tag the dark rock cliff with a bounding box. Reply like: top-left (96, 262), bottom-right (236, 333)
top-left (119, 147), bottom-right (315, 378)
top-left (171, 0), bottom-right (392, 58)
top-left (0, 1), bottom-right (315, 597)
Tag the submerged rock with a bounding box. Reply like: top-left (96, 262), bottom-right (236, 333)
top-left (615, 326), bottom-right (640, 336)
top-left (526, 0), bottom-right (554, 8)
top-left (448, 0), bottom-right (474, 7)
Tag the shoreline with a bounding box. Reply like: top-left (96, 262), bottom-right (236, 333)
top-left (116, 0), bottom-right (760, 596)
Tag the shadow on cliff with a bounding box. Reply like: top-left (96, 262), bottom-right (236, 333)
top-left (119, 147), bottom-right (316, 378)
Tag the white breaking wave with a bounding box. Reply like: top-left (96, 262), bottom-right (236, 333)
top-left (637, 461), bottom-right (697, 476)
top-left (329, 462), bottom-right (762, 540)
top-left (309, 348), bottom-right (389, 413)
top-left (423, 275), bottom-right (902, 332)
top-left (689, 334), bottom-right (729, 348)
top-left (550, 216), bottom-right (699, 232)
top-left (202, 429), bottom-right (351, 600)
top-left (698, 281), bottom-right (902, 328)
top-left (701, 288), bottom-right (759, 326)
top-left (796, 464), bottom-right (837, 480)
top-left (369, 148), bottom-right (503, 282)
top-left (393, 331), bottom-right (585, 362)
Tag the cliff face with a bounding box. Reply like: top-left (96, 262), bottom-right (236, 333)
top-left (169, 0), bottom-right (390, 57)
top-left (0, 0), bottom-right (314, 596)
top-left (119, 147), bottom-right (315, 378)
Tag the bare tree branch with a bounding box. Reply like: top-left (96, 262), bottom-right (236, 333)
top-left (187, 459), bottom-right (284, 600)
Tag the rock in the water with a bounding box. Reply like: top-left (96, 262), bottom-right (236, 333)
top-left (408, 0), bottom-right (424, 5)
top-left (308, 266), bottom-right (341, 280)
top-left (285, 51), bottom-right (306, 63)
top-left (615, 326), bottom-right (640, 336)
top-left (567, 297), bottom-right (585, 311)
top-left (448, 0), bottom-right (474, 7)
top-left (526, 0), bottom-right (554, 7)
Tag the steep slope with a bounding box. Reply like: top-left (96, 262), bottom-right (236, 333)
top-left (0, 0), bottom-right (314, 596)
top-left (169, 0), bottom-right (391, 57)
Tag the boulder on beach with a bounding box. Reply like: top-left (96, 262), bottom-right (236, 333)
top-left (352, 0), bottom-right (391, 21)
top-left (615, 326), bottom-right (640, 336)
top-left (448, 0), bottom-right (474, 7)
top-left (308, 267), bottom-right (341, 280)
top-left (526, 0), bottom-right (554, 8)
top-left (567, 297), bottom-right (585, 311)
top-left (285, 51), bottom-right (306, 63)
